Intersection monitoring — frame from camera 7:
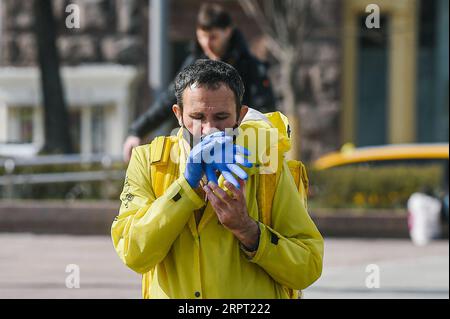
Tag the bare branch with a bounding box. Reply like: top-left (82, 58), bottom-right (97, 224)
top-left (264, 0), bottom-right (289, 46)
top-left (238, 0), bottom-right (284, 57)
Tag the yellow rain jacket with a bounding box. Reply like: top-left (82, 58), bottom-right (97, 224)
top-left (111, 109), bottom-right (324, 299)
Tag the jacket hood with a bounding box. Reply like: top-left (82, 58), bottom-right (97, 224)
top-left (236, 108), bottom-right (291, 175)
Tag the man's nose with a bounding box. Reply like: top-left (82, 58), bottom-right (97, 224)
top-left (202, 123), bottom-right (220, 136)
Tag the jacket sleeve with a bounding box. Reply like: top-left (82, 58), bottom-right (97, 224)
top-left (246, 161), bottom-right (324, 290)
top-left (128, 55), bottom-right (198, 138)
top-left (128, 84), bottom-right (177, 138)
top-left (111, 146), bottom-right (205, 274)
top-left (243, 58), bottom-right (277, 113)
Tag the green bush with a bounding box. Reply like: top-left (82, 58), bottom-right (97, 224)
top-left (307, 164), bottom-right (444, 209)
top-left (1, 161), bottom-right (446, 208)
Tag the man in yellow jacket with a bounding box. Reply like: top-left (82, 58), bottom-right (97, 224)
top-left (111, 59), bottom-right (323, 299)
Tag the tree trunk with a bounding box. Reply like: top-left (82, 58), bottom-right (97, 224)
top-left (34, 0), bottom-right (73, 154)
top-left (279, 52), bottom-right (301, 160)
top-left (286, 113), bottom-right (301, 160)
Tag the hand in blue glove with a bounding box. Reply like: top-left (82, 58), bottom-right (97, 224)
top-left (184, 131), bottom-right (232, 188)
top-left (202, 135), bottom-right (252, 189)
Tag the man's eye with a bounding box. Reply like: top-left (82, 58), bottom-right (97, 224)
top-left (190, 115), bottom-right (203, 120)
top-left (216, 116), bottom-right (229, 120)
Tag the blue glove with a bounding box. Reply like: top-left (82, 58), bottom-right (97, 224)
top-left (184, 131), bottom-right (232, 188)
top-left (202, 135), bottom-right (252, 189)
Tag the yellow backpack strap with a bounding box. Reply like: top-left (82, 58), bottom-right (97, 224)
top-left (143, 136), bottom-right (179, 299)
top-left (257, 171), bottom-right (280, 226)
top-left (150, 136), bottom-right (173, 165)
top-left (287, 160), bottom-right (309, 210)
top-left (149, 136), bottom-right (179, 198)
top-left (257, 160), bottom-right (309, 300)
top-left (257, 160), bottom-right (309, 225)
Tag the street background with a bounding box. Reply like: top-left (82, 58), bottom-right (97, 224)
top-left (0, 0), bottom-right (448, 300)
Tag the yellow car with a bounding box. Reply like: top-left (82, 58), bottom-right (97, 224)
top-left (313, 143), bottom-right (449, 170)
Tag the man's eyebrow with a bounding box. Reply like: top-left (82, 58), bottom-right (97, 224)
top-left (188, 111), bottom-right (231, 116)
top-left (189, 112), bottom-right (204, 116)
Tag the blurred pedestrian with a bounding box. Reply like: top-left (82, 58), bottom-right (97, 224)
top-left (407, 187), bottom-right (442, 246)
top-left (123, 3), bottom-right (276, 161)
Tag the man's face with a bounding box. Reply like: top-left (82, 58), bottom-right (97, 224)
top-left (196, 27), bottom-right (232, 60)
top-left (172, 84), bottom-right (248, 139)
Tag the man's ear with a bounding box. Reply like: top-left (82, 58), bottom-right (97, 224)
top-left (172, 104), bottom-right (183, 126)
top-left (238, 105), bottom-right (249, 125)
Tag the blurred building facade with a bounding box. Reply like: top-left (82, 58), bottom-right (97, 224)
top-left (0, 0), bottom-right (448, 160)
top-left (341, 0), bottom-right (449, 149)
top-left (0, 0), bottom-right (266, 157)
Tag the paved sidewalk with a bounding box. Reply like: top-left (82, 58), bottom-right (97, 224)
top-left (0, 234), bottom-right (141, 299)
top-left (0, 234), bottom-right (448, 299)
top-left (303, 239), bottom-right (449, 299)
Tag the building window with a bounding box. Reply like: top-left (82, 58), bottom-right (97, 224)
top-left (69, 109), bottom-right (81, 153)
top-left (13, 107), bottom-right (33, 143)
top-left (417, 0), bottom-right (448, 143)
top-left (356, 15), bottom-right (389, 146)
top-left (92, 105), bottom-right (105, 153)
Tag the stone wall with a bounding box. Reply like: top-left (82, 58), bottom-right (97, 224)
top-left (0, 0), bottom-right (146, 66)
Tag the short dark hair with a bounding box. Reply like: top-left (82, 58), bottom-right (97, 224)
top-left (174, 59), bottom-right (245, 113)
top-left (197, 3), bottom-right (232, 30)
